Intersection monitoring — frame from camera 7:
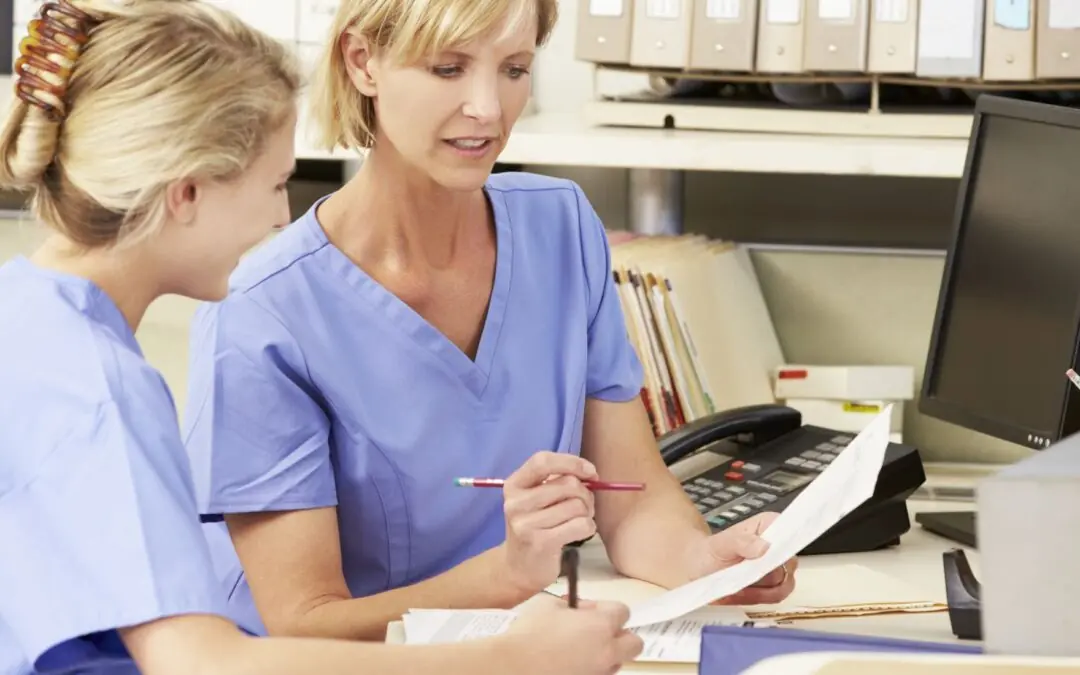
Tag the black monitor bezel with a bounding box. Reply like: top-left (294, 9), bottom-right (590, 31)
top-left (919, 94), bottom-right (1080, 451)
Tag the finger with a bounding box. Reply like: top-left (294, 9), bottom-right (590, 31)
top-left (514, 495), bottom-right (592, 531)
top-left (592, 600), bottom-right (631, 630)
top-left (505, 452), bottom-right (598, 489)
top-left (544, 517), bottom-right (598, 549)
top-left (614, 631), bottom-right (645, 662)
top-left (710, 530), bottom-right (769, 561)
top-left (505, 476), bottom-right (593, 517)
top-left (746, 511), bottom-right (779, 534)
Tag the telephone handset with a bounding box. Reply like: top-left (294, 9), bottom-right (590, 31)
top-left (659, 404), bottom-right (926, 556)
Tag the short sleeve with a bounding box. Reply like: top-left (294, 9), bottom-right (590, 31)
top-left (182, 295), bottom-right (336, 518)
top-left (573, 184), bottom-right (645, 402)
top-left (0, 399), bottom-right (227, 671)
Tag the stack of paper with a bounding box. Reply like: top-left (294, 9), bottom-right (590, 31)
top-left (401, 606), bottom-right (764, 663)
top-left (608, 233), bottom-right (785, 438)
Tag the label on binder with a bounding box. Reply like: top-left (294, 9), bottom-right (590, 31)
top-left (994, 0), bottom-right (1030, 30)
top-left (818, 0), bottom-right (853, 20)
top-left (874, 0), bottom-right (908, 23)
top-left (766, 0), bottom-right (801, 24)
top-left (706, 0), bottom-right (740, 20)
top-left (646, 0), bottom-right (680, 18)
top-left (1049, 0), bottom-right (1080, 29)
top-left (589, 0), bottom-right (624, 17)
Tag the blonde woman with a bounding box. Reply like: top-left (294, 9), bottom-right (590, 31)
top-left (183, 0), bottom-right (798, 643)
top-left (0, 2), bottom-right (641, 674)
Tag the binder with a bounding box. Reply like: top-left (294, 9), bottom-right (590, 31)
top-left (867, 0), bottom-right (918, 73)
top-left (1036, 0), bottom-right (1080, 79)
top-left (915, 0), bottom-right (984, 78)
top-left (756, 0), bottom-right (807, 72)
top-left (629, 0), bottom-right (693, 68)
top-left (804, 0), bottom-right (870, 72)
top-left (984, 0), bottom-right (1035, 80)
top-left (688, 0), bottom-right (760, 71)
top-left (575, 0), bottom-right (635, 64)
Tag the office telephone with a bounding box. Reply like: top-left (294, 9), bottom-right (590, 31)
top-left (659, 404), bottom-right (927, 555)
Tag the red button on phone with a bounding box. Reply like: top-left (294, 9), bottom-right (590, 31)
top-left (724, 471), bottom-right (743, 481)
top-left (731, 460), bottom-right (745, 469)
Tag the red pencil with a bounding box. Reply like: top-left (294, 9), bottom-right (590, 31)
top-left (454, 477), bottom-right (645, 491)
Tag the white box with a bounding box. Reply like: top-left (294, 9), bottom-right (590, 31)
top-left (786, 398), bottom-right (904, 434)
top-left (774, 365), bottom-right (914, 401)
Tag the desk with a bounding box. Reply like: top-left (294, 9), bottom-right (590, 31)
top-left (388, 498), bottom-right (980, 673)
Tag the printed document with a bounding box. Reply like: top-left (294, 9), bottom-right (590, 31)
top-left (401, 606), bottom-right (757, 663)
top-left (624, 405), bottom-right (893, 628)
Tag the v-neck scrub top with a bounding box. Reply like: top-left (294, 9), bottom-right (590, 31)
top-left (182, 172), bottom-right (645, 635)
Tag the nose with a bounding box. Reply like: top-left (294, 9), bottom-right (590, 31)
top-left (462, 73), bottom-right (502, 125)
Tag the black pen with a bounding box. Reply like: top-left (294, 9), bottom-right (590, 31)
top-left (560, 546), bottom-right (579, 609)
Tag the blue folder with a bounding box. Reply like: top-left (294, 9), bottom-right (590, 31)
top-left (698, 624), bottom-right (983, 674)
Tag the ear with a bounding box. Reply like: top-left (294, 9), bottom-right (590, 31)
top-left (340, 28), bottom-right (378, 97)
top-left (164, 178), bottom-right (200, 226)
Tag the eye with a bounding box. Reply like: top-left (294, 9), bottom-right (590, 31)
top-left (506, 65), bottom-right (531, 79)
top-left (432, 65), bottom-right (464, 78)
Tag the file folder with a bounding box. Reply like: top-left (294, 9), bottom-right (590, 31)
top-left (867, 0), bottom-right (917, 73)
top-left (756, 0), bottom-right (807, 72)
top-left (1036, 0), bottom-right (1080, 79)
top-left (916, 0), bottom-right (984, 78)
top-left (688, 0), bottom-right (760, 71)
top-left (699, 624), bottom-right (983, 675)
top-left (804, 0), bottom-right (870, 71)
top-left (984, 0), bottom-right (1035, 80)
top-left (575, 0), bottom-right (634, 64)
top-left (630, 0), bottom-right (693, 67)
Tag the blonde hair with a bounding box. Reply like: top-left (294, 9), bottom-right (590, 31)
top-left (310, 0), bottom-right (556, 152)
top-left (0, 0), bottom-right (301, 249)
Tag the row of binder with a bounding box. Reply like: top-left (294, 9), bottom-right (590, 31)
top-left (608, 231), bottom-right (783, 437)
top-left (577, 0), bottom-right (1080, 81)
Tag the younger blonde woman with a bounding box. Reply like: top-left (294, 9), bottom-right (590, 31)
top-left (0, 2), bottom-right (641, 674)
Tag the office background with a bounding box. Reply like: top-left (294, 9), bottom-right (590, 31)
top-left (0, 0), bottom-right (1030, 466)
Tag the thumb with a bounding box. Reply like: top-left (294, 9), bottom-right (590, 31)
top-left (719, 530), bottom-right (769, 560)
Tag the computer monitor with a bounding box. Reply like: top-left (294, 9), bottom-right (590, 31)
top-left (917, 94), bottom-right (1080, 547)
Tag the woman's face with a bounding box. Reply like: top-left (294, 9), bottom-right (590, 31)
top-left (349, 12), bottom-right (536, 192)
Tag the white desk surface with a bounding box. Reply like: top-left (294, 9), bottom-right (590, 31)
top-left (388, 499), bottom-right (991, 673)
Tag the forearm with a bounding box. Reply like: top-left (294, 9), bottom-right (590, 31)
top-left (289, 544), bottom-right (534, 641)
top-left (601, 479), bottom-right (710, 589)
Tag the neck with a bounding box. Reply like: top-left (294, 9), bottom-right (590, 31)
top-left (31, 235), bottom-right (162, 332)
top-left (325, 145), bottom-right (487, 270)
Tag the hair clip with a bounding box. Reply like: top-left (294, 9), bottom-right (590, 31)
top-left (13, 1), bottom-right (97, 122)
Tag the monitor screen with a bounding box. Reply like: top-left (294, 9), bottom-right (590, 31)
top-left (922, 100), bottom-right (1080, 449)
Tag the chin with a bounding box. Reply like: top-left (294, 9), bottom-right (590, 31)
top-left (433, 165), bottom-right (494, 192)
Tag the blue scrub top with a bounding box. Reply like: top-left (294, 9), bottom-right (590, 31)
top-left (183, 172), bottom-right (645, 634)
top-left (0, 257), bottom-right (229, 674)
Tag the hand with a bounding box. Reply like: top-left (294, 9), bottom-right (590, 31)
top-left (686, 512), bottom-right (797, 606)
top-left (504, 595), bottom-right (643, 675)
top-left (501, 452), bottom-right (599, 594)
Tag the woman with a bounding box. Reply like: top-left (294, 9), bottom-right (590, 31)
top-left (182, 0), bottom-right (798, 641)
top-left (0, 1), bottom-right (641, 674)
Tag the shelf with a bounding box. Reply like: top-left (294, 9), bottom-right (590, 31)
top-left (480, 111), bottom-right (971, 178)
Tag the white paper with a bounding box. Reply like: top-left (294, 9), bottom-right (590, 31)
top-left (646, 0), bottom-right (681, 19)
top-left (1049, 0), bottom-right (1080, 29)
top-left (917, 0), bottom-right (977, 60)
top-left (818, 0), bottom-right (854, 20)
top-left (402, 606), bottom-right (755, 663)
top-left (14, 0), bottom-right (43, 25)
top-left (298, 0), bottom-right (340, 43)
top-left (874, 0), bottom-right (909, 23)
top-left (589, 0), bottom-right (625, 17)
top-left (766, 0), bottom-right (801, 24)
top-left (623, 406), bottom-right (894, 629)
top-left (706, 0), bottom-right (741, 20)
top-left (994, 0), bottom-right (1031, 30)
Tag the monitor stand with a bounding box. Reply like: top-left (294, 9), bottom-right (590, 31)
top-left (914, 510), bottom-right (978, 548)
